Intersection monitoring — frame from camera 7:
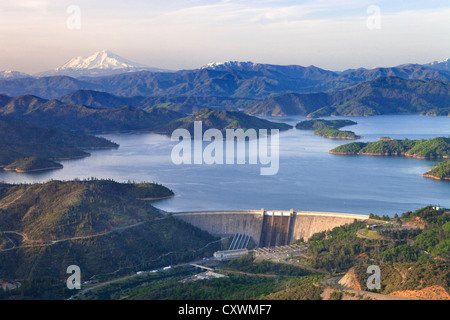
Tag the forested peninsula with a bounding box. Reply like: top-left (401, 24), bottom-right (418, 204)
top-left (423, 160), bottom-right (450, 180)
top-left (295, 119), bottom-right (361, 140)
top-left (330, 137), bottom-right (450, 180)
top-left (330, 137), bottom-right (450, 159)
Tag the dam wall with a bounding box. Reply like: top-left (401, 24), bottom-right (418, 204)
top-left (290, 211), bottom-right (368, 242)
top-left (174, 210), bottom-right (265, 244)
top-left (174, 209), bottom-right (368, 247)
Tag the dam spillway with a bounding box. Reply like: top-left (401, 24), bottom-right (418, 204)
top-left (260, 211), bottom-right (292, 247)
top-left (173, 209), bottom-right (369, 247)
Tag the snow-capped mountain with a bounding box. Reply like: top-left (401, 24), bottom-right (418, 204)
top-left (201, 61), bottom-right (259, 71)
top-left (36, 50), bottom-right (170, 77)
top-left (0, 70), bottom-right (31, 80)
top-left (424, 58), bottom-right (450, 72)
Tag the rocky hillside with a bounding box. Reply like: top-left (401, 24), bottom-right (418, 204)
top-left (339, 263), bottom-right (450, 300)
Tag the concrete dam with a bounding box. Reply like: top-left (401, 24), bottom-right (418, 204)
top-left (173, 209), bottom-right (369, 247)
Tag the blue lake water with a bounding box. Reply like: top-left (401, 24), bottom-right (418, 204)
top-left (1, 115), bottom-right (449, 216)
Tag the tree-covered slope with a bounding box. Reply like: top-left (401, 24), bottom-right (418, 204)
top-left (295, 119), bottom-right (357, 130)
top-left (4, 157), bottom-right (63, 172)
top-left (307, 206), bottom-right (450, 272)
top-left (246, 77), bottom-right (450, 117)
top-left (295, 119), bottom-right (360, 139)
top-left (58, 90), bottom-right (255, 114)
top-left (0, 179), bottom-right (173, 241)
top-left (162, 108), bottom-right (292, 135)
top-left (344, 263), bottom-right (449, 297)
top-left (423, 160), bottom-right (450, 180)
top-left (0, 96), bottom-right (184, 133)
top-left (0, 94), bottom-right (289, 136)
top-left (0, 179), bottom-right (219, 299)
top-left (0, 116), bottom-right (118, 172)
top-left (330, 137), bottom-right (450, 158)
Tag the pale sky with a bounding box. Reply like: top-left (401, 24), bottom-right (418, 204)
top-left (0, 0), bottom-right (449, 74)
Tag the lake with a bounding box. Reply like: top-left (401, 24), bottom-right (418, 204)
top-left (1, 115), bottom-right (449, 216)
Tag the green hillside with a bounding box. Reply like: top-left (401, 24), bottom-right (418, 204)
top-left (4, 157), bottom-right (62, 172)
top-left (0, 116), bottom-right (118, 172)
top-left (423, 160), bottom-right (450, 180)
top-left (307, 206), bottom-right (450, 273)
top-left (0, 179), bottom-right (174, 241)
top-left (406, 137), bottom-right (450, 158)
top-left (0, 179), bottom-right (220, 299)
top-left (0, 95), bottom-right (291, 136)
top-left (59, 90), bottom-right (255, 115)
top-left (330, 137), bottom-right (450, 158)
top-left (1, 99), bottom-right (183, 133)
top-left (421, 107), bottom-right (450, 116)
top-left (163, 108), bottom-right (292, 135)
top-left (330, 138), bottom-right (450, 179)
top-left (295, 119), bottom-right (357, 130)
top-left (296, 119), bottom-right (360, 139)
top-left (246, 77), bottom-right (450, 117)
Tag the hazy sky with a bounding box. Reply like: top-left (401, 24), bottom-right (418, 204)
top-left (0, 0), bottom-right (449, 73)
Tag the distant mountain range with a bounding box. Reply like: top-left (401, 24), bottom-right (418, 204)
top-left (0, 94), bottom-right (183, 133)
top-left (0, 51), bottom-right (448, 88)
top-left (0, 93), bottom-right (290, 135)
top-left (0, 53), bottom-right (448, 135)
top-left (56, 76), bottom-right (450, 118)
top-left (245, 77), bottom-right (450, 117)
top-left (1, 76), bottom-right (448, 136)
top-left (1, 60), bottom-right (449, 101)
top-left (0, 70), bottom-right (31, 80)
top-left (2, 51), bottom-right (450, 80)
top-left (424, 58), bottom-right (450, 72)
top-left (58, 90), bottom-right (254, 114)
